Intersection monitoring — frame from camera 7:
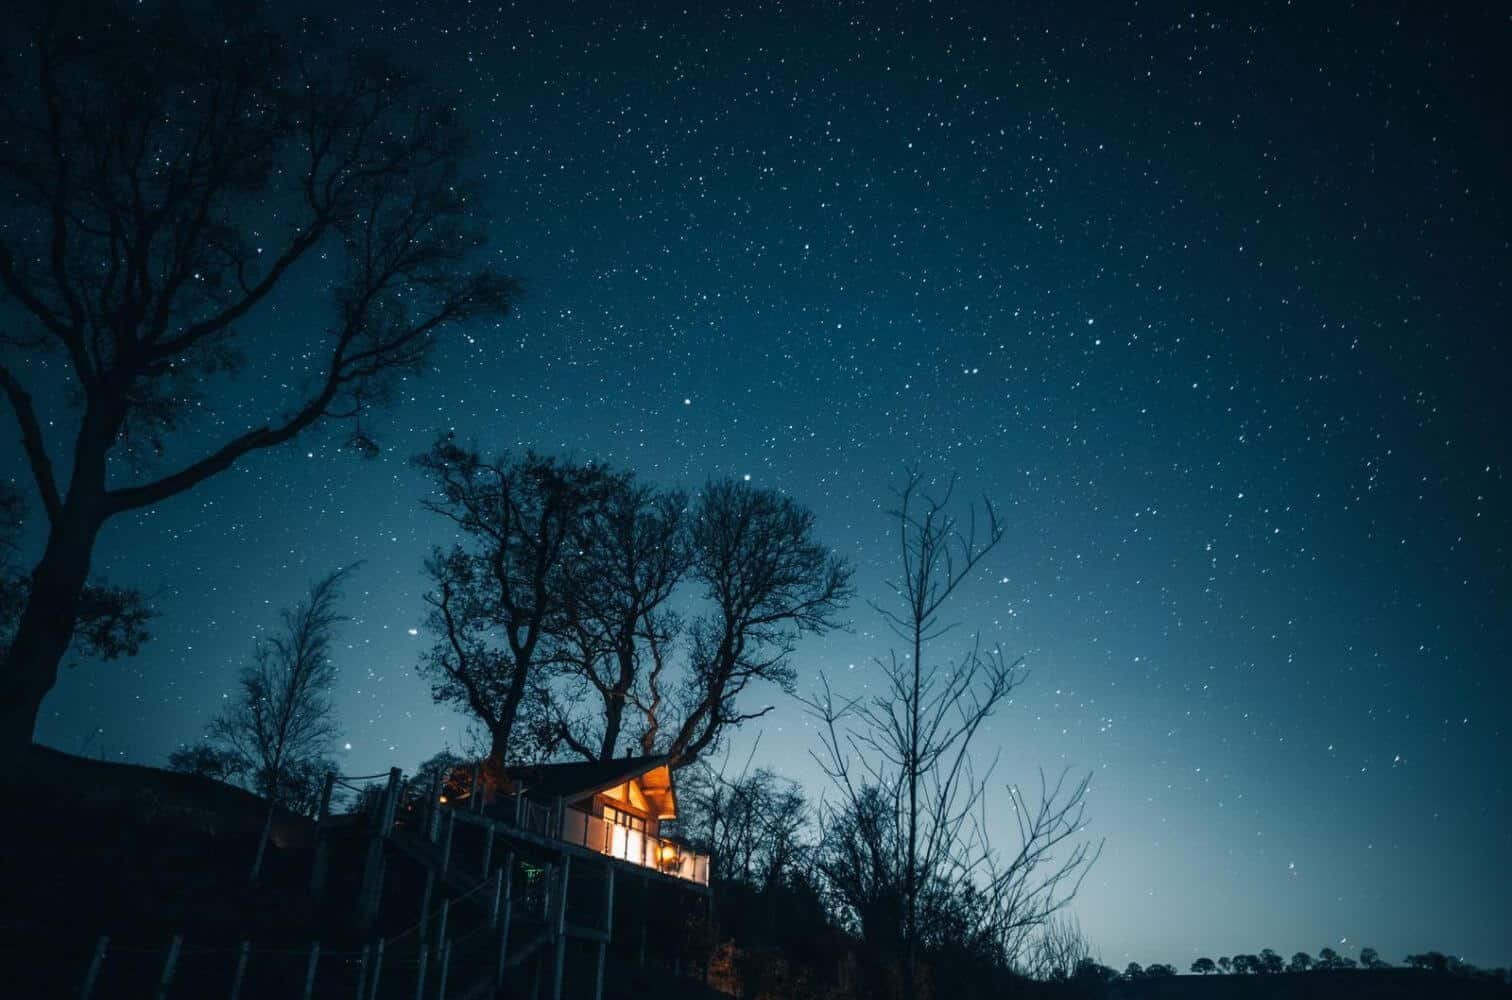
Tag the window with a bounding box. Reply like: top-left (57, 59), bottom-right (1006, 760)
top-left (603, 804), bottom-right (646, 832)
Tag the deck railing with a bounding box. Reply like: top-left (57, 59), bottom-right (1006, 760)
top-left (558, 808), bottom-right (711, 885)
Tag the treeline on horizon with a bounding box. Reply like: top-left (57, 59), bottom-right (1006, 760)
top-left (1063, 946), bottom-right (1510, 984)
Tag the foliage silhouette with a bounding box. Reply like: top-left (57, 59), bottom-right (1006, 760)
top-left (0, 0), bottom-right (515, 763)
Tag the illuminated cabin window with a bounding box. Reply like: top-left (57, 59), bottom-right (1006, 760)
top-left (603, 804), bottom-right (646, 832)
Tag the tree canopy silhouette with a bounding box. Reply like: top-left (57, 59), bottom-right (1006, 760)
top-left (0, 0), bottom-right (515, 762)
top-left (416, 440), bottom-right (612, 767)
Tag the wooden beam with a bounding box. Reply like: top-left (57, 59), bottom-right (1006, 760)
top-left (593, 862), bottom-right (615, 1000)
top-left (551, 856), bottom-right (571, 1000)
top-left (301, 942), bottom-right (320, 1000)
top-left (79, 935), bottom-right (109, 999)
top-left (152, 934), bottom-right (182, 1000)
top-left (496, 850), bottom-right (516, 989)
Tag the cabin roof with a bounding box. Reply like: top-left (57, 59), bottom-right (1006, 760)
top-left (508, 754), bottom-right (676, 815)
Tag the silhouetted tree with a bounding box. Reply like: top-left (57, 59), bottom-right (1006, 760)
top-left (415, 442), bottom-right (611, 767)
top-left (0, 483), bottom-right (150, 684)
top-left (663, 479), bottom-right (852, 769)
top-left (1191, 957), bottom-right (1217, 975)
top-left (1145, 963), bottom-right (1176, 977)
top-left (1123, 962), bottom-right (1144, 980)
top-left (206, 567), bottom-right (351, 878)
top-left (1231, 954), bottom-right (1259, 974)
top-left (398, 749), bottom-right (477, 816)
top-left (1359, 946), bottom-right (1387, 969)
top-left (167, 741), bottom-right (243, 783)
top-left (1072, 958), bottom-right (1117, 984)
top-left (676, 754), bottom-right (810, 890)
top-left (0, 1), bottom-right (515, 764)
top-left (1260, 949), bottom-right (1284, 974)
top-left (1405, 952), bottom-right (1450, 973)
top-left (1024, 914), bottom-right (1093, 982)
top-left (1316, 947), bottom-right (1343, 970)
top-left (1289, 952), bottom-right (1314, 973)
top-left (805, 471), bottom-right (1098, 996)
top-left (548, 474), bottom-right (690, 760)
top-left (1218, 956), bottom-right (1232, 974)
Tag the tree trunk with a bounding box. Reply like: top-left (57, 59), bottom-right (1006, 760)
top-left (599, 694), bottom-right (624, 761)
top-left (0, 502), bottom-right (104, 766)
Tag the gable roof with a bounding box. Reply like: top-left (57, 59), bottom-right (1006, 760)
top-left (508, 754), bottom-right (677, 817)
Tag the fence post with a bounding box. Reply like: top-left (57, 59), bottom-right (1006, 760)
top-left (354, 942), bottom-right (370, 1000)
top-left (593, 862), bottom-right (615, 1000)
top-left (300, 941), bottom-right (320, 1000)
top-left (413, 944), bottom-right (429, 1000)
top-left (489, 866), bottom-right (504, 928)
top-left (79, 934), bottom-right (109, 999)
top-left (436, 939), bottom-right (452, 1000)
top-left (637, 875), bottom-right (648, 967)
top-left (435, 897), bottom-right (451, 957)
top-left (229, 940), bottom-right (251, 1000)
top-left (551, 856), bottom-right (571, 1000)
top-left (480, 821), bottom-right (495, 877)
top-left (382, 767), bottom-right (403, 833)
top-left (365, 937), bottom-right (385, 1000)
top-left (427, 771), bottom-right (445, 842)
top-left (495, 850), bottom-right (516, 988)
top-left (153, 933), bottom-right (183, 1000)
top-left (439, 811), bottom-right (455, 876)
top-left (418, 869), bottom-right (436, 945)
top-left (468, 763), bottom-right (482, 812)
top-left (310, 771), bottom-right (337, 895)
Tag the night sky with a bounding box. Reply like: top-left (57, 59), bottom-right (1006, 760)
top-left (8, 0), bottom-right (1509, 971)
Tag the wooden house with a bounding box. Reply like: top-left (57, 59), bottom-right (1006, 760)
top-left (503, 754), bottom-right (710, 885)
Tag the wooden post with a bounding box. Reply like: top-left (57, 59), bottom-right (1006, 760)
top-left (551, 855), bottom-right (571, 1000)
top-left (381, 767), bottom-right (403, 833)
top-left (301, 941), bottom-right (320, 1000)
top-left (638, 872), bottom-right (649, 966)
top-left (480, 821), bottom-right (495, 876)
top-left (365, 937), bottom-right (385, 1000)
top-left (413, 946), bottom-right (429, 1000)
top-left (310, 771), bottom-right (337, 895)
top-left (356, 771), bottom-right (401, 933)
top-left (354, 942), bottom-right (370, 1000)
top-left (79, 935), bottom-right (109, 999)
top-left (153, 934), bottom-right (182, 1000)
top-left (229, 940), bottom-right (251, 1000)
top-left (593, 863), bottom-right (615, 1000)
top-left (435, 897), bottom-right (451, 956)
top-left (495, 851), bottom-right (516, 988)
top-left (436, 939), bottom-right (452, 1000)
top-left (489, 866), bottom-right (504, 928)
top-left (428, 771), bottom-right (445, 841)
top-left (417, 870), bottom-right (435, 943)
top-left (468, 763), bottom-right (482, 813)
top-left (439, 811), bottom-right (455, 876)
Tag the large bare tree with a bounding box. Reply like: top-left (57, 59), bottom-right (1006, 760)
top-left (550, 474), bottom-right (691, 761)
top-left (660, 478), bottom-right (853, 769)
top-left (804, 471), bottom-right (1099, 996)
top-left (0, 2), bottom-right (516, 762)
top-left (415, 438), bottom-right (613, 767)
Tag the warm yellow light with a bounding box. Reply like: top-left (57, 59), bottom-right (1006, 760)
top-left (658, 843), bottom-right (678, 862)
top-left (438, 795), bottom-right (448, 804)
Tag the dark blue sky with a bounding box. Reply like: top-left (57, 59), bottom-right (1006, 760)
top-left (10, 0), bottom-right (1509, 970)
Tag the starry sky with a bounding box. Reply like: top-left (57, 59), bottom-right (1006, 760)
top-left (8, 0), bottom-right (1510, 972)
